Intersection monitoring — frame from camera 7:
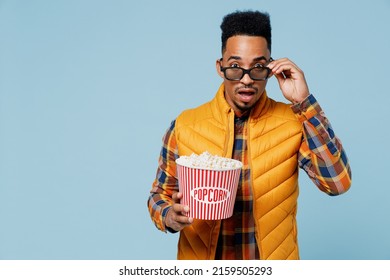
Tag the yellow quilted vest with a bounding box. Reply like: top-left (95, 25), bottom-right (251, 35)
top-left (175, 84), bottom-right (303, 259)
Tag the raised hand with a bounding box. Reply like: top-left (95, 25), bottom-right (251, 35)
top-left (268, 58), bottom-right (310, 103)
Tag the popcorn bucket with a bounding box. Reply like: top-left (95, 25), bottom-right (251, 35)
top-left (176, 162), bottom-right (242, 220)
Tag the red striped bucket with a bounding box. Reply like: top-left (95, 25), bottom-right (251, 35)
top-left (176, 163), bottom-right (242, 220)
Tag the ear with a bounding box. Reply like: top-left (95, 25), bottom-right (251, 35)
top-left (216, 59), bottom-right (224, 79)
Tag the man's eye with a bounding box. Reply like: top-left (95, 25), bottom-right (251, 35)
top-left (230, 63), bottom-right (239, 68)
top-left (254, 63), bottom-right (264, 68)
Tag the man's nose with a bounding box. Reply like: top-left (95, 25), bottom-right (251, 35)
top-left (240, 72), bottom-right (254, 85)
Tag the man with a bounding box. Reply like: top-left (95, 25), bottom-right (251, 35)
top-left (148, 10), bottom-right (351, 260)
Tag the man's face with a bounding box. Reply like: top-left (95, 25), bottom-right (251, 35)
top-left (216, 35), bottom-right (271, 116)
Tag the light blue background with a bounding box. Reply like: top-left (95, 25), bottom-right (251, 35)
top-left (1, 0), bottom-right (389, 260)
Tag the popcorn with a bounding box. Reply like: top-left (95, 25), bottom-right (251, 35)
top-left (176, 151), bottom-right (242, 170)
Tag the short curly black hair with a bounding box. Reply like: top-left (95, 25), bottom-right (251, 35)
top-left (220, 10), bottom-right (271, 54)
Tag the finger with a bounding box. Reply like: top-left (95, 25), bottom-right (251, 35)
top-left (271, 63), bottom-right (293, 75)
top-left (166, 207), bottom-right (193, 231)
top-left (174, 214), bottom-right (193, 225)
top-left (272, 62), bottom-right (302, 76)
top-left (172, 191), bottom-right (182, 202)
top-left (172, 203), bottom-right (189, 214)
top-left (268, 58), bottom-right (301, 74)
top-left (171, 204), bottom-right (193, 223)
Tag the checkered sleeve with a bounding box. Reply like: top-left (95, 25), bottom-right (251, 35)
top-left (147, 120), bottom-right (179, 232)
top-left (292, 95), bottom-right (352, 195)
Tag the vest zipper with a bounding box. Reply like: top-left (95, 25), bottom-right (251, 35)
top-left (247, 118), bottom-right (264, 259)
top-left (224, 110), bottom-right (235, 158)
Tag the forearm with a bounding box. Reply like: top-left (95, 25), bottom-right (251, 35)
top-left (148, 180), bottom-right (176, 232)
top-left (293, 95), bottom-right (352, 195)
top-left (148, 120), bottom-right (179, 231)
